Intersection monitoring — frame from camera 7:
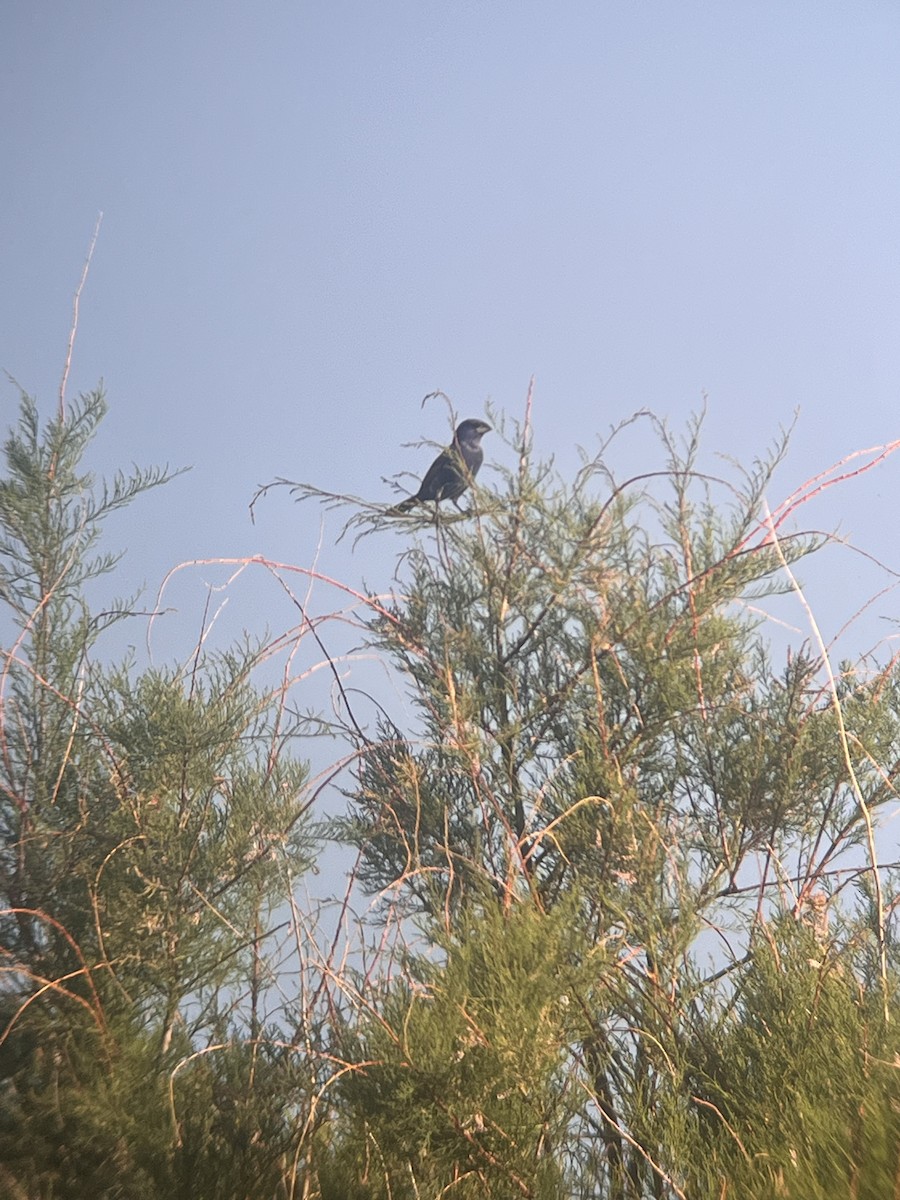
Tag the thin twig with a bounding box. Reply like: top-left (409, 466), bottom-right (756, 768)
top-left (59, 212), bottom-right (103, 420)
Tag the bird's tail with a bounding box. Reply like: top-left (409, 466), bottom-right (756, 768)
top-left (386, 496), bottom-right (418, 516)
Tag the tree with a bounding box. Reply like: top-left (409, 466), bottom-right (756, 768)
top-left (334, 410), bottom-right (900, 1197)
top-left (0, 389), bottom-right (316, 1197)
top-left (4, 386), bottom-right (899, 1197)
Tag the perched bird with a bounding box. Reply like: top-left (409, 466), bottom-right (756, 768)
top-left (388, 419), bottom-right (491, 515)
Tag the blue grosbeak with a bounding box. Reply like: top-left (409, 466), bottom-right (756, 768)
top-left (388, 419), bottom-right (491, 514)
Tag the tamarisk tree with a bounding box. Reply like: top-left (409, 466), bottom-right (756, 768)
top-left (3, 390), bottom-right (899, 1198)
top-left (0, 391), bottom-right (316, 1198)
top-left (332, 412), bottom-right (900, 1199)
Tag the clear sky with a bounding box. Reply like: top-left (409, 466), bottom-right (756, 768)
top-left (3, 1), bottom-right (900, 665)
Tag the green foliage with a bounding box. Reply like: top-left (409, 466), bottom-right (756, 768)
top-left (0, 388), bottom-right (315, 1198)
top-left (324, 900), bottom-right (589, 1199)
top-left (338, 411), bottom-right (900, 1198)
top-left (0, 391), bottom-right (176, 964)
top-left (344, 415), bottom-right (836, 930)
top-left (0, 391), bottom-right (173, 628)
top-left (682, 920), bottom-right (900, 1198)
top-left (4, 387), bottom-right (900, 1198)
top-left (0, 1002), bottom-right (305, 1200)
top-left (92, 657), bottom-right (312, 1021)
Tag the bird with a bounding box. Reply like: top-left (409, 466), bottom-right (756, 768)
top-left (388, 419), bottom-right (491, 515)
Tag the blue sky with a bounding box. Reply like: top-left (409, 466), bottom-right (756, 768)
top-left (3, 1), bottom-right (900, 668)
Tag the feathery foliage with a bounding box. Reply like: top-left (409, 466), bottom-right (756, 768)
top-left (0, 388), bottom-right (316, 1197)
top-left (4, 386), bottom-right (900, 1197)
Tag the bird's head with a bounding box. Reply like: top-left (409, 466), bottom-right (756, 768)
top-left (455, 418), bottom-right (492, 444)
